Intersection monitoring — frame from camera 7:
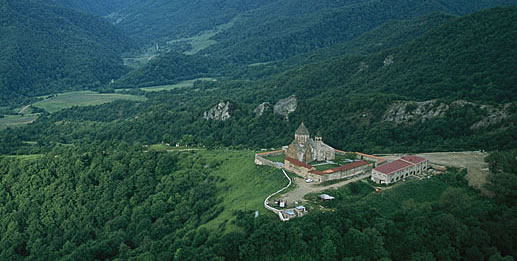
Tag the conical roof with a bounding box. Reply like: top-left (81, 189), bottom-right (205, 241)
top-left (295, 122), bottom-right (310, 135)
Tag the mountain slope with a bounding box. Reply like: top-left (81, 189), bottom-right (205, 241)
top-left (115, 13), bottom-right (456, 88)
top-left (109, 0), bottom-right (278, 41)
top-left (5, 7), bottom-right (516, 156)
top-left (200, 0), bottom-right (517, 63)
top-left (48, 0), bottom-right (131, 16)
top-left (0, 0), bottom-right (136, 106)
top-left (242, 6), bottom-right (517, 105)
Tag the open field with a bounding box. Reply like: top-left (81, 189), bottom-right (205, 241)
top-left (4, 154), bottom-right (44, 160)
top-left (263, 153), bottom-right (286, 163)
top-left (167, 18), bottom-right (238, 55)
top-left (382, 151), bottom-right (490, 194)
top-left (33, 91), bottom-right (145, 113)
top-left (314, 163), bottom-right (340, 171)
top-left (0, 114), bottom-right (39, 130)
top-left (199, 150), bottom-right (287, 231)
top-left (138, 77), bottom-right (216, 92)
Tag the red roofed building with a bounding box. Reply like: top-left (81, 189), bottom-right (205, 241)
top-left (284, 157), bottom-right (316, 176)
top-left (371, 155), bottom-right (429, 185)
top-left (285, 157), bottom-right (371, 183)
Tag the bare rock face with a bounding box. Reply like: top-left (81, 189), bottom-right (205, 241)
top-left (203, 101), bottom-right (233, 121)
top-left (383, 55), bottom-right (394, 66)
top-left (273, 95), bottom-right (297, 119)
top-left (383, 99), bottom-right (510, 129)
top-left (254, 102), bottom-right (272, 117)
top-left (383, 100), bottom-right (448, 124)
top-left (470, 103), bottom-right (510, 130)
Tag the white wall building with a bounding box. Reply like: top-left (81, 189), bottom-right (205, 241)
top-left (371, 155), bottom-right (429, 185)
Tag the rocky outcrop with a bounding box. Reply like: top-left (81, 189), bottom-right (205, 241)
top-left (383, 55), bottom-right (394, 66)
top-left (383, 100), bottom-right (448, 124)
top-left (254, 102), bottom-right (272, 117)
top-left (274, 95), bottom-right (297, 119)
top-left (383, 99), bottom-right (511, 129)
top-left (470, 103), bottom-right (510, 130)
top-left (203, 101), bottom-right (233, 121)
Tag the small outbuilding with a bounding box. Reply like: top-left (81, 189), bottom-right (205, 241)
top-left (319, 194), bottom-right (335, 201)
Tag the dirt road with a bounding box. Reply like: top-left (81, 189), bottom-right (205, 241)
top-left (279, 173), bottom-right (370, 204)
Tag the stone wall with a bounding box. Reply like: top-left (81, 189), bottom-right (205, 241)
top-left (307, 164), bottom-right (371, 183)
top-left (255, 150), bottom-right (284, 169)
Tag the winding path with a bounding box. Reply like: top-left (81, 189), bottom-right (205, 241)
top-left (263, 169), bottom-right (292, 220)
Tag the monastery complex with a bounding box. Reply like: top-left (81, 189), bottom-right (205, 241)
top-left (255, 122), bottom-right (430, 185)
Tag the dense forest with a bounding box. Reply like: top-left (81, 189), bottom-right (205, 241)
top-left (48, 0), bottom-right (130, 16)
top-left (3, 7), bottom-right (512, 156)
top-left (0, 0), bottom-right (136, 106)
top-left (1, 145), bottom-right (516, 260)
top-left (1, 1), bottom-right (517, 260)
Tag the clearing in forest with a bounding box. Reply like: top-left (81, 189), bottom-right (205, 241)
top-left (33, 91), bottom-right (145, 113)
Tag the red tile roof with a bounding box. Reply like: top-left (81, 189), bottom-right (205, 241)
top-left (285, 157), bottom-right (314, 169)
top-left (256, 150), bottom-right (283, 156)
top-left (311, 160), bottom-right (369, 175)
top-left (373, 159), bottom-right (413, 175)
top-left (401, 155), bottom-right (427, 165)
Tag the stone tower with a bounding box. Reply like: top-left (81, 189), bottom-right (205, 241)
top-left (295, 122), bottom-right (310, 144)
top-left (315, 131), bottom-right (323, 142)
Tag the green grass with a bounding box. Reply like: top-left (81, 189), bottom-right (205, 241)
top-left (138, 77), bottom-right (215, 92)
top-left (356, 177), bottom-right (449, 216)
top-left (32, 91), bottom-right (145, 113)
top-left (167, 17), bottom-right (238, 55)
top-left (314, 163), bottom-right (340, 171)
top-left (5, 154), bottom-right (43, 160)
top-left (334, 153), bottom-right (357, 164)
top-left (0, 114), bottom-right (39, 130)
top-left (199, 150), bottom-right (287, 232)
top-left (146, 143), bottom-right (205, 152)
top-left (263, 154), bottom-right (285, 163)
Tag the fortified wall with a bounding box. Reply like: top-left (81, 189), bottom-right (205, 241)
top-left (254, 150), bottom-right (284, 169)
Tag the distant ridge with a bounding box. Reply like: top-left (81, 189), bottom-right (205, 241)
top-left (0, 0), bottom-right (136, 105)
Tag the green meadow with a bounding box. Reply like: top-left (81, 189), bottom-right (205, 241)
top-left (0, 114), bottom-right (39, 130)
top-left (33, 91), bottom-right (145, 113)
top-left (139, 77), bottom-right (216, 92)
top-left (198, 150), bottom-right (287, 231)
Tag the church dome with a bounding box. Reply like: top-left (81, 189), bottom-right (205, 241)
top-left (295, 122), bottom-right (310, 135)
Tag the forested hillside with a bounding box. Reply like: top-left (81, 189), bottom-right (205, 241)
top-left (120, 13), bottom-right (456, 87)
top-left (0, 0), bottom-right (136, 106)
top-left (1, 1), bottom-right (517, 260)
top-left (108, 0), bottom-right (277, 41)
top-left (48, 0), bottom-right (131, 16)
top-left (1, 6), bottom-right (516, 155)
top-left (200, 0), bottom-right (517, 63)
top-left (113, 52), bottom-right (226, 88)
top-left (257, 6), bottom-right (517, 104)
top-left (1, 145), bottom-right (516, 259)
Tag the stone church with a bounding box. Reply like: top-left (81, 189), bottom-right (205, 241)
top-left (285, 122), bottom-right (335, 163)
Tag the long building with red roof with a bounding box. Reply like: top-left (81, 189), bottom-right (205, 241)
top-left (371, 155), bottom-right (429, 185)
top-left (284, 157), bottom-right (371, 183)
